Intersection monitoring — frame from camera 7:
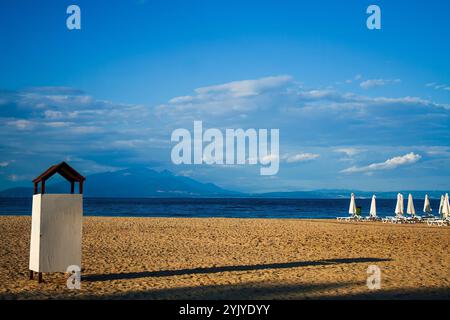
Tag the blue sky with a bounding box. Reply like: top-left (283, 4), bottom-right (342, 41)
top-left (0, 0), bottom-right (449, 192)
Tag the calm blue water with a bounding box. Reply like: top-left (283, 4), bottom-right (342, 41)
top-left (0, 197), bottom-right (442, 219)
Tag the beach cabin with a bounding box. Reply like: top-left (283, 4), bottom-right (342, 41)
top-left (29, 162), bottom-right (85, 283)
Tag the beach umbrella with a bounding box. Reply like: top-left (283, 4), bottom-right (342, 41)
top-left (442, 193), bottom-right (450, 219)
top-left (407, 194), bottom-right (416, 216)
top-left (423, 194), bottom-right (432, 214)
top-left (349, 193), bottom-right (357, 216)
top-left (370, 195), bottom-right (377, 217)
top-left (438, 195), bottom-right (444, 217)
top-left (395, 193), bottom-right (404, 216)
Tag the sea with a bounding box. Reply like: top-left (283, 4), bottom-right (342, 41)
top-left (0, 197), bottom-right (442, 219)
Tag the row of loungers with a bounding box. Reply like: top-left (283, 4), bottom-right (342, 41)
top-left (336, 215), bottom-right (450, 226)
top-left (337, 216), bottom-right (378, 222)
top-left (381, 215), bottom-right (449, 225)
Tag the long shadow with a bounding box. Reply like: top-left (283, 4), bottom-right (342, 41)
top-left (0, 282), bottom-right (450, 300)
top-left (77, 283), bottom-right (450, 300)
top-left (0, 281), bottom-right (360, 300)
top-left (0, 281), bottom-right (359, 300)
top-left (83, 257), bottom-right (391, 282)
top-left (82, 281), bottom-right (361, 300)
top-left (1, 279), bottom-right (449, 300)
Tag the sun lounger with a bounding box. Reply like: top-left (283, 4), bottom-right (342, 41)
top-left (364, 216), bottom-right (380, 222)
top-left (382, 216), bottom-right (395, 223)
top-left (381, 216), bottom-right (405, 223)
top-left (407, 216), bottom-right (422, 223)
top-left (427, 218), bottom-right (450, 227)
top-left (421, 214), bottom-right (436, 221)
top-left (391, 215), bottom-right (409, 224)
top-left (336, 216), bottom-right (356, 222)
top-left (336, 215), bottom-right (361, 222)
top-left (427, 219), bottom-right (438, 226)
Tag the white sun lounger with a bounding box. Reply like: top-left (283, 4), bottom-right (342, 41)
top-left (364, 216), bottom-right (381, 221)
top-left (336, 215), bottom-right (362, 222)
top-left (386, 215), bottom-right (409, 224)
top-left (427, 218), bottom-right (449, 227)
top-left (382, 216), bottom-right (397, 223)
top-left (421, 215), bottom-right (436, 221)
top-left (405, 216), bottom-right (422, 223)
top-left (337, 216), bottom-right (353, 222)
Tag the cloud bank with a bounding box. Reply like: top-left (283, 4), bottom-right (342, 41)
top-left (284, 153), bottom-right (320, 163)
top-left (0, 75), bottom-right (449, 191)
top-left (341, 152), bottom-right (421, 173)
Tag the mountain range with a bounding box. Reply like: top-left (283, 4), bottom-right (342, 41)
top-left (0, 167), bottom-right (446, 199)
top-left (0, 167), bottom-right (238, 198)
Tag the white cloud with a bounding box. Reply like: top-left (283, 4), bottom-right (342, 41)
top-left (195, 75), bottom-right (292, 97)
top-left (168, 95), bottom-right (194, 104)
top-left (112, 139), bottom-right (149, 149)
top-left (44, 110), bottom-right (64, 119)
top-left (7, 119), bottom-right (33, 130)
top-left (334, 148), bottom-right (365, 157)
top-left (44, 121), bottom-right (70, 128)
top-left (341, 152), bottom-right (421, 173)
top-left (7, 174), bottom-right (19, 181)
top-left (158, 75), bottom-right (449, 123)
top-left (261, 154), bottom-right (279, 163)
top-left (360, 79), bottom-right (401, 89)
top-left (344, 74), bottom-right (363, 84)
top-left (284, 153), bottom-right (320, 163)
top-left (424, 146), bottom-right (450, 157)
top-left (0, 161), bottom-right (10, 167)
top-left (157, 75), bottom-right (294, 117)
top-left (7, 174), bottom-right (29, 182)
top-left (425, 82), bottom-right (450, 91)
top-left (70, 126), bottom-right (103, 134)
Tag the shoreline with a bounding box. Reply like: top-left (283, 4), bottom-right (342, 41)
top-left (0, 214), bottom-right (447, 227)
top-left (1, 216), bottom-right (449, 299)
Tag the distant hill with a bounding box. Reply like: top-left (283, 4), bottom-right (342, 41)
top-left (0, 168), bottom-right (446, 199)
top-left (0, 167), bottom-right (239, 198)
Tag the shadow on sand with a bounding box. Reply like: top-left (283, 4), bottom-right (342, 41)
top-left (82, 257), bottom-right (391, 282)
top-left (8, 257), bottom-right (448, 300)
top-left (82, 282), bottom-right (450, 300)
top-left (2, 280), bottom-right (449, 300)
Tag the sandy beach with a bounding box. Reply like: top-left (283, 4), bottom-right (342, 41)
top-left (0, 216), bottom-right (449, 299)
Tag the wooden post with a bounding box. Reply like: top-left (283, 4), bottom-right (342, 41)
top-left (79, 181), bottom-right (83, 194)
top-left (33, 183), bottom-right (38, 195)
top-left (41, 180), bottom-right (46, 194)
top-left (29, 270), bottom-right (33, 280)
top-left (38, 272), bottom-right (43, 283)
top-left (71, 181), bottom-right (75, 194)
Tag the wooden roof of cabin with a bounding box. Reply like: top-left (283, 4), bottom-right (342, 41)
top-left (32, 161), bottom-right (85, 184)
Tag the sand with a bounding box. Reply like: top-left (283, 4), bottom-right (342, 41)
top-left (0, 216), bottom-right (449, 299)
